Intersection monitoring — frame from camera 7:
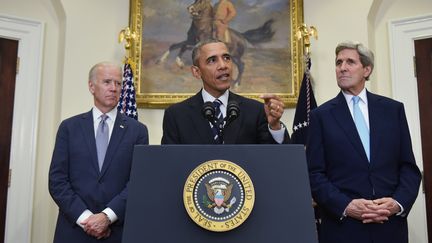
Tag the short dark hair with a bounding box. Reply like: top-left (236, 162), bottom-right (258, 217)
top-left (335, 41), bottom-right (374, 80)
top-left (191, 39), bottom-right (228, 66)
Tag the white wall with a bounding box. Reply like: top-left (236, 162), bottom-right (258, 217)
top-left (304, 0), bottom-right (374, 103)
top-left (59, 0), bottom-right (128, 119)
top-left (1, 0), bottom-right (64, 242)
top-left (372, 0), bottom-right (432, 97)
top-left (1, 0), bottom-right (432, 242)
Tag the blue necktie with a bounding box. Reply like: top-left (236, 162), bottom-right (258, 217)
top-left (96, 114), bottom-right (109, 170)
top-left (212, 99), bottom-right (224, 143)
top-left (352, 96), bottom-right (370, 161)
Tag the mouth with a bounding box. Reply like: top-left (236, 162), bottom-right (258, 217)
top-left (338, 76), bottom-right (350, 80)
top-left (106, 96), bottom-right (118, 100)
top-left (216, 73), bottom-right (230, 81)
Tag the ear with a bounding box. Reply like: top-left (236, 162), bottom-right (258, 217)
top-left (88, 80), bottom-right (95, 94)
top-left (363, 66), bottom-right (372, 79)
top-left (191, 65), bottom-right (201, 79)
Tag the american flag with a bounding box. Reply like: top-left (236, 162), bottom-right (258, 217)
top-left (291, 53), bottom-right (321, 231)
top-left (291, 53), bottom-right (317, 144)
top-left (117, 61), bottom-right (138, 120)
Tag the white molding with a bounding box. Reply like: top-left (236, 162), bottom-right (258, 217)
top-left (389, 14), bottom-right (432, 243)
top-left (0, 14), bottom-right (44, 243)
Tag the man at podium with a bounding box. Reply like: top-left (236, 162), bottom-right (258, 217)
top-left (161, 39), bottom-right (290, 144)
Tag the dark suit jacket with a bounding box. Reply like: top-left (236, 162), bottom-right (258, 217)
top-left (307, 91), bottom-right (421, 243)
top-left (161, 91), bottom-right (290, 144)
top-left (49, 110), bottom-right (148, 243)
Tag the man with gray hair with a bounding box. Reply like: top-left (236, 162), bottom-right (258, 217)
top-left (306, 41), bottom-right (421, 243)
top-left (49, 62), bottom-right (148, 242)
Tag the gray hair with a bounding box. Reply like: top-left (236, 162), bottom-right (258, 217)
top-left (191, 39), bottom-right (227, 66)
top-left (88, 62), bottom-right (122, 83)
top-left (335, 41), bottom-right (374, 80)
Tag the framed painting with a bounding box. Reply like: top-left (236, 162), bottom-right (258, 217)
top-left (128, 0), bottom-right (304, 108)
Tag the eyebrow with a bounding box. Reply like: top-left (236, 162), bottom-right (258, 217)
top-left (336, 57), bottom-right (356, 63)
top-left (206, 55), bottom-right (216, 63)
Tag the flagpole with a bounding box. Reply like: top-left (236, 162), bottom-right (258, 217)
top-left (296, 23), bottom-right (318, 55)
top-left (294, 23), bottom-right (321, 233)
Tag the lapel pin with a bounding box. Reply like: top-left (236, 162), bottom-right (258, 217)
top-left (120, 125), bottom-right (124, 129)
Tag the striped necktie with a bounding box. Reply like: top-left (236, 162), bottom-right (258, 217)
top-left (212, 99), bottom-right (224, 143)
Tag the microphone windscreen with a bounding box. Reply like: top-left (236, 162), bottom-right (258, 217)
top-left (226, 101), bottom-right (240, 123)
top-left (202, 101), bottom-right (215, 120)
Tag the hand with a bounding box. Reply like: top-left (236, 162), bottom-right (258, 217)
top-left (345, 198), bottom-right (389, 223)
top-left (260, 94), bottom-right (284, 130)
top-left (360, 198), bottom-right (399, 223)
top-left (345, 199), bottom-right (391, 224)
top-left (373, 197), bottom-right (401, 216)
top-left (81, 213), bottom-right (111, 239)
top-left (361, 203), bottom-right (391, 224)
top-left (97, 227), bottom-right (111, 240)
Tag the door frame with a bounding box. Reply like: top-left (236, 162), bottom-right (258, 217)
top-left (389, 14), bottom-right (432, 242)
top-left (0, 15), bottom-right (43, 243)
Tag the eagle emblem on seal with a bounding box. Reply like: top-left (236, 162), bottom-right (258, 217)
top-left (203, 177), bottom-right (237, 214)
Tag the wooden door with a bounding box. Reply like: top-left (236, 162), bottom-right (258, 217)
top-left (414, 37), bottom-right (432, 243)
top-left (0, 37), bottom-right (18, 243)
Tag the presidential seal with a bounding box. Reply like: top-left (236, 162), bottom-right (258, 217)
top-left (183, 160), bottom-right (255, 232)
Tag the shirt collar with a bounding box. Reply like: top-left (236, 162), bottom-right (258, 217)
top-left (342, 88), bottom-right (368, 105)
top-left (92, 106), bottom-right (118, 123)
top-left (201, 89), bottom-right (229, 106)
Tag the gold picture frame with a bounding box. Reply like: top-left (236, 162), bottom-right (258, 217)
top-left (128, 0), bottom-right (304, 108)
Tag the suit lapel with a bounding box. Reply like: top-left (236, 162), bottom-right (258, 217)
top-left (80, 110), bottom-right (100, 173)
top-left (367, 92), bottom-right (383, 164)
top-left (100, 112), bottom-right (127, 176)
top-left (188, 92), bottom-right (217, 144)
top-left (331, 92), bottom-right (369, 161)
top-left (223, 92), bottom-right (241, 144)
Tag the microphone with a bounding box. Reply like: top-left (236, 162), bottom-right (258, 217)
top-left (225, 101), bottom-right (240, 125)
top-left (202, 101), bottom-right (216, 125)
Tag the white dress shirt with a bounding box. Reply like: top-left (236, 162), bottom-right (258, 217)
top-left (76, 107), bottom-right (119, 228)
top-left (341, 88), bottom-right (404, 216)
top-left (201, 89), bottom-right (285, 143)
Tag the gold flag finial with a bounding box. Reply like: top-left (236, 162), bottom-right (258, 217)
top-left (118, 27), bottom-right (137, 57)
top-left (296, 24), bottom-right (318, 54)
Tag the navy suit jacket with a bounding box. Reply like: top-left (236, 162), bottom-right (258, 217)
top-left (161, 91), bottom-right (290, 144)
top-left (49, 110), bottom-right (148, 243)
top-left (307, 91), bottom-right (421, 243)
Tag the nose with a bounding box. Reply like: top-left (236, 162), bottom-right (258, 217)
top-left (217, 58), bottom-right (228, 70)
top-left (109, 81), bottom-right (120, 91)
top-left (339, 62), bottom-right (348, 72)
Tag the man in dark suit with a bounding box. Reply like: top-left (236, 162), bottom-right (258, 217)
top-left (307, 41), bottom-right (421, 243)
top-left (49, 62), bottom-right (148, 242)
top-left (162, 39), bottom-right (290, 144)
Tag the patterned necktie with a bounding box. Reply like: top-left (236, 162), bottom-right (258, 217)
top-left (96, 114), bottom-right (109, 170)
top-left (352, 96), bottom-right (370, 161)
top-left (212, 99), bottom-right (224, 144)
